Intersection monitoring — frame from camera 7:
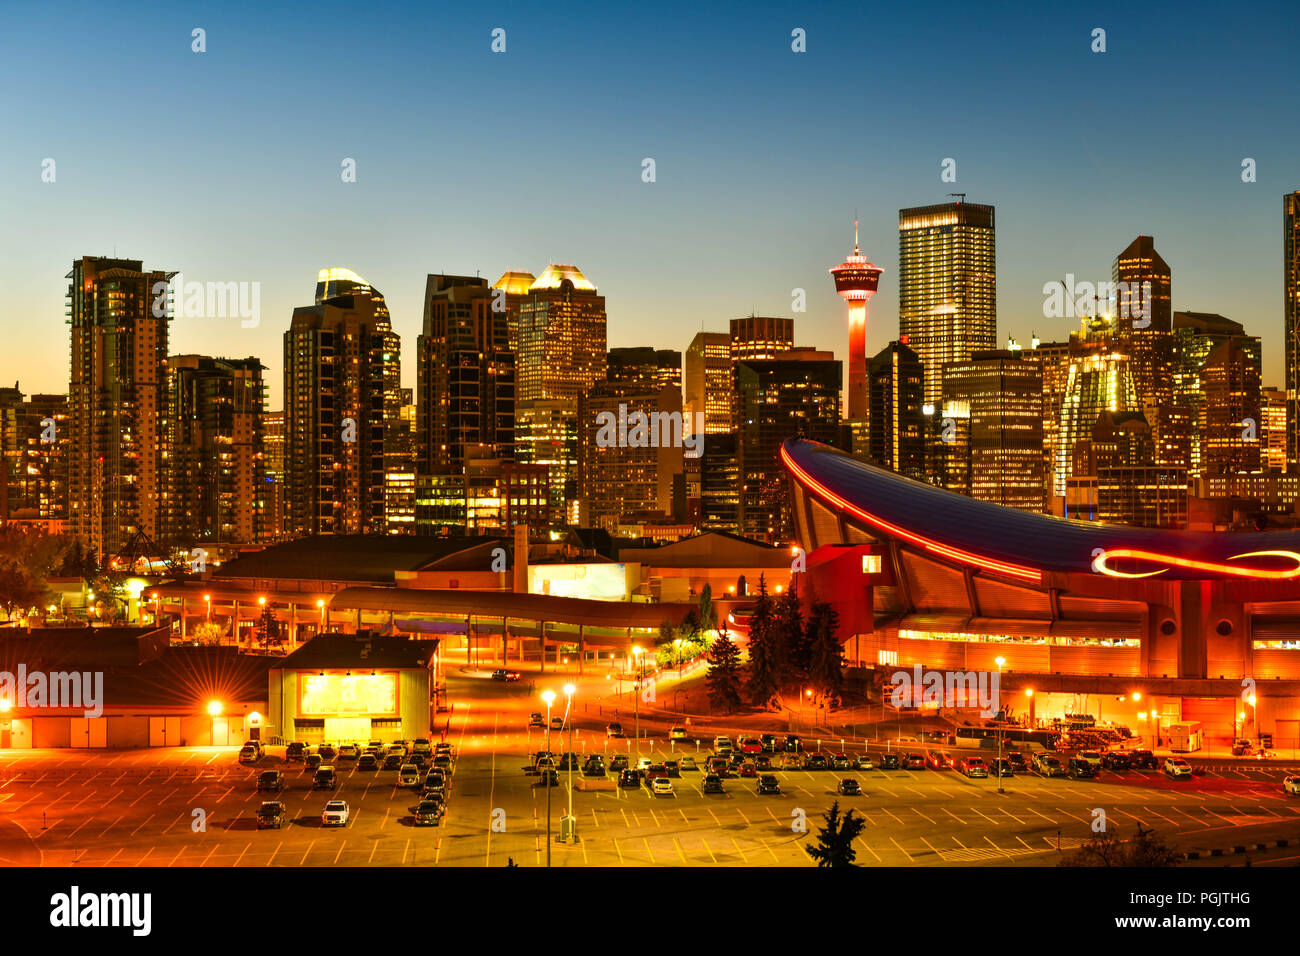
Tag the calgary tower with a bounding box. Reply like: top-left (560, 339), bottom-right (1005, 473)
top-left (830, 219), bottom-right (884, 420)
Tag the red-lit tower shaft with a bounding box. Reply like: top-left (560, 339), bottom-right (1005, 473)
top-left (830, 221), bottom-right (884, 419)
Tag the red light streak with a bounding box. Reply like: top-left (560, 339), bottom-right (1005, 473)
top-left (1093, 548), bottom-right (1300, 580)
top-left (780, 445), bottom-right (1040, 582)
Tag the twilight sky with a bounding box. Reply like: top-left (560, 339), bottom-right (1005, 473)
top-left (1, 0), bottom-right (1297, 408)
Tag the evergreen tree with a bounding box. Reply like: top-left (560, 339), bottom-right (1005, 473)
top-left (806, 601), bottom-right (845, 700)
top-left (776, 579), bottom-right (808, 691)
top-left (705, 626), bottom-right (744, 714)
top-left (696, 583), bottom-right (716, 634)
top-left (806, 801), bottom-right (866, 867)
top-left (744, 575), bottom-right (780, 708)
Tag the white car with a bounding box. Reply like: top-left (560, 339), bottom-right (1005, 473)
top-left (321, 800), bottom-right (350, 826)
top-left (1283, 775), bottom-right (1300, 795)
top-left (1080, 751), bottom-right (1102, 768)
top-left (636, 757), bottom-right (653, 772)
top-left (1163, 757), bottom-right (1193, 779)
top-left (397, 764), bottom-right (421, 787)
top-left (669, 727), bottom-right (687, 741)
top-left (651, 776), bottom-right (674, 795)
top-left (713, 736), bottom-right (733, 752)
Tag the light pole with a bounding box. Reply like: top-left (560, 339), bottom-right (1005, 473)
top-left (561, 683), bottom-right (578, 844)
top-left (541, 689), bottom-right (555, 866)
top-left (995, 657), bottom-right (1005, 793)
top-left (632, 645), bottom-right (643, 755)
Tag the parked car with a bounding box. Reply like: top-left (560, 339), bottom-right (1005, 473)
top-left (397, 764), bottom-right (422, 787)
top-left (257, 770), bottom-right (285, 792)
top-left (1005, 751), bottom-right (1028, 773)
top-left (549, 716), bottom-right (564, 731)
top-left (1283, 775), bottom-right (1300, 796)
top-left (738, 761), bottom-right (757, 778)
top-left (321, 800), bottom-right (349, 826)
top-left (902, 753), bottom-right (926, 770)
top-left (529, 713), bottom-right (545, 729)
top-left (382, 754), bottom-right (403, 771)
top-left (238, 745), bottom-right (260, 765)
top-left (336, 744), bottom-right (359, 761)
top-left (317, 744), bottom-right (337, 761)
top-left (609, 754), bottom-right (629, 773)
top-left (366, 740), bottom-right (384, 754)
top-left (879, 753), bottom-right (901, 770)
top-left (1079, 751), bottom-right (1103, 769)
top-left (256, 800), bottom-right (287, 829)
top-left (651, 777), bottom-right (674, 796)
top-left (305, 754), bottom-right (323, 772)
top-left (803, 753), bottom-right (829, 771)
top-left (636, 757), bottom-right (653, 773)
top-left (1033, 753), bottom-right (1065, 777)
top-left (754, 755), bottom-right (772, 771)
top-left (1163, 757), bottom-right (1193, 779)
top-left (669, 726), bottom-right (687, 741)
top-left (1100, 751), bottom-right (1131, 771)
top-left (405, 753), bottom-right (428, 771)
top-left (583, 757), bottom-right (606, 777)
top-left (1129, 749), bottom-right (1159, 770)
top-left (760, 733), bottom-right (779, 753)
top-left (242, 740), bottom-right (265, 758)
top-left (644, 764), bottom-right (669, 787)
top-left (831, 754), bottom-right (852, 770)
top-left (990, 758), bottom-right (1014, 778)
top-left (491, 669), bottom-right (521, 682)
top-left (556, 752), bottom-right (580, 771)
top-left (959, 757), bottom-right (988, 778)
top-left (533, 769), bottom-right (559, 788)
top-left (285, 742), bottom-right (307, 762)
top-left (605, 721), bottom-right (624, 738)
top-left (413, 799), bottom-right (444, 826)
top-left (838, 777), bottom-right (862, 796)
top-left (679, 756), bottom-right (698, 771)
top-left (713, 735), bottom-right (734, 753)
top-left (702, 773), bottom-right (724, 794)
top-left (1231, 739), bottom-right (1254, 756)
top-left (411, 739), bottom-right (432, 757)
top-left (312, 766), bottom-right (338, 790)
top-left (663, 759), bottom-right (680, 778)
top-left (423, 770), bottom-right (449, 796)
top-left (386, 743), bottom-right (407, 757)
top-left (854, 755), bottom-right (875, 771)
top-left (738, 737), bottom-right (762, 754)
top-left (784, 735), bottom-right (803, 753)
top-left (358, 753), bottom-right (379, 771)
top-left (757, 774), bottom-right (781, 795)
top-left (1067, 758), bottom-right (1096, 779)
top-left (618, 769), bottom-right (640, 788)
top-left (924, 752), bottom-right (947, 770)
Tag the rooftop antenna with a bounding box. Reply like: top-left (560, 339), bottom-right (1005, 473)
top-left (948, 193), bottom-right (966, 204)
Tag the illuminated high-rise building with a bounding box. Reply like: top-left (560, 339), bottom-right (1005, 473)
top-left (940, 350), bottom-right (1043, 512)
top-left (607, 347), bottom-right (681, 393)
top-left (263, 410), bottom-right (285, 539)
top-left (164, 355), bottom-right (267, 545)
top-left (515, 398), bottom-right (576, 527)
top-left (0, 387), bottom-right (68, 523)
top-left (516, 264), bottom-right (607, 404)
top-left (1172, 311), bottom-right (1261, 477)
top-left (830, 219), bottom-right (884, 420)
top-left (1199, 338), bottom-right (1261, 476)
top-left (684, 331), bottom-right (732, 435)
top-left (416, 274), bottom-right (515, 473)
top-left (1285, 191), bottom-right (1300, 469)
top-left (1053, 348), bottom-right (1139, 502)
top-left (729, 316), bottom-right (793, 361)
top-left (67, 256), bottom-right (173, 559)
top-left (284, 269), bottom-right (400, 536)
top-left (898, 200), bottom-right (996, 408)
top-left (1113, 235), bottom-right (1172, 333)
top-left (866, 341), bottom-right (925, 481)
top-left (491, 270), bottom-right (536, 353)
top-left (1262, 386), bottom-right (1288, 473)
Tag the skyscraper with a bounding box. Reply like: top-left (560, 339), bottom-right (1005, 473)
top-left (283, 269), bottom-right (399, 535)
top-left (0, 387), bottom-right (68, 524)
top-left (866, 341), bottom-right (925, 481)
top-left (729, 316), bottom-right (793, 361)
top-left (606, 347), bottom-right (681, 393)
top-left (898, 200), bottom-right (996, 407)
top-left (516, 264), bottom-right (607, 404)
top-left (1112, 235), bottom-right (1172, 332)
top-left (1285, 191), bottom-right (1300, 469)
top-left (684, 331), bottom-right (732, 435)
top-left (734, 350), bottom-right (841, 543)
top-left (67, 256), bottom-right (173, 559)
top-left (164, 355), bottom-right (267, 545)
top-left (1053, 348), bottom-right (1139, 502)
top-left (1199, 338), bottom-right (1261, 476)
top-left (940, 350), bottom-right (1044, 511)
top-left (416, 274), bottom-right (515, 473)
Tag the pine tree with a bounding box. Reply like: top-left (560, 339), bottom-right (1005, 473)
top-left (777, 579), bottom-right (808, 691)
top-left (744, 575), bottom-right (780, 708)
top-left (807, 601), bottom-right (845, 700)
top-left (805, 801), bottom-right (866, 867)
top-left (705, 627), bottom-right (744, 714)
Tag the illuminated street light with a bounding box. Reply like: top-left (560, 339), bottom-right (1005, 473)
top-left (207, 700), bottom-right (223, 717)
top-left (541, 688), bottom-right (556, 866)
top-left (631, 646), bottom-right (644, 750)
top-left (995, 657), bottom-right (1006, 793)
top-left (561, 683), bottom-right (578, 844)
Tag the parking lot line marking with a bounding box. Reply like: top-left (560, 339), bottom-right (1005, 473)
top-left (983, 836), bottom-right (1011, 857)
top-left (942, 807), bottom-right (965, 824)
top-left (736, 807), bottom-right (751, 825)
top-left (233, 842), bottom-right (252, 867)
top-left (1055, 806), bottom-right (1089, 824)
top-left (970, 807), bottom-right (999, 826)
top-left (731, 837), bottom-right (747, 863)
top-left (200, 844), bottom-right (218, 867)
top-left (881, 807), bottom-right (904, 826)
top-left (912, 807), bottom-right (936, 825)
top-left (889, 837), bottom-right (913, 862)
top-left (998, 807), bottom-right (1026, 826)
top-left (613, 838), bottom-right (624, 864)
top-left (1169, 805), bottom-right (1213, 827)
top-left (96, 813), bottom-right (126, 839)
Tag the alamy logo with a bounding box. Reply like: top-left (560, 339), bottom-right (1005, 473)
top-left (0, 665), bottom-right (104, 717)
top-left (594, 404), bottom-right (704, 458)
top-left (1041, 275), bottom-right (1151, 326)
top-left (50, 886), bottom-right (151, 936)
top-left (890, 665), bottom-right (1000, 718)
top-left (151, 273), bottom-right (261, 328)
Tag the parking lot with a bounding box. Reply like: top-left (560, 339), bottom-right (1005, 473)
top-left (1, 707), bottom-right (1298, 867)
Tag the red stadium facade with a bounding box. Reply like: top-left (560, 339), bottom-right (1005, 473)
top-left (782, 439), bottom-right (1300, 750)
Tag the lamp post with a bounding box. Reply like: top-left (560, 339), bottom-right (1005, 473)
top-left (204, 594), bottom-right (212, 622)
top-left (561, 683), bottom-right (578, 844)
top-left (541, 689), bottom-right (555, 866)
top-left (316, 598), bottom-right (326, 633)
top-left (995, 657), bottom-right (1005, 793)
top-left (632, 645), bottom-right (643, 755)
top-left (1247, 693), bottom-right (1257, 747)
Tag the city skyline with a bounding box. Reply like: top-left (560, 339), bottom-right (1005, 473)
top-left (3, 1), bottom-right (1299, 407)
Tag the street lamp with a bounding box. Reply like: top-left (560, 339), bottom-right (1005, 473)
top-left (207, 699), bottom-right (222, 748)
top-left (1247, 693), bottom-right (1258, 745)
top-left (561, 683), bottom-right (578, 844)
top-left (317, 598), bottom-right (326, 632)
top-left (541, 689), bottom-right (556, 867)
top-left (995, 657), bottom-right (1006, 793)
top-left (632, 645), bottom-right (643, 753)
top-left (204, 594), bottom-right (212, 622)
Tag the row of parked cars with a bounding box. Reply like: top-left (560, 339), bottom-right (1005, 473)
top-left (255, 739), bottom-right (456, 829)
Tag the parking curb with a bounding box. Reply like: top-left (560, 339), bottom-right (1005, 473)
top-left (1183, 837), bottom-right (1293, 860)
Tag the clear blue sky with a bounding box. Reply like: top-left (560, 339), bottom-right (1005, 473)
top-left (2, 0), bottom-right (1297, 407)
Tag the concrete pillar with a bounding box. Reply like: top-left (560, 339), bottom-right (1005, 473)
top-left (539, 622), bottom-right (546, 673)
top-left (233, 600), bottom-right (240, 647)
top-left (578, 625), bottom-right (585, 675)
top-left (181, 596), bottom-right (188, 638)
top-left (502, 616), bottom-right (508, 666)
top-left (289, 604), bottom-right (297, 650)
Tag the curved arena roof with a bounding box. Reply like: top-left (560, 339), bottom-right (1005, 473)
top-left (781, 439), bottom-right (1300, 583)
